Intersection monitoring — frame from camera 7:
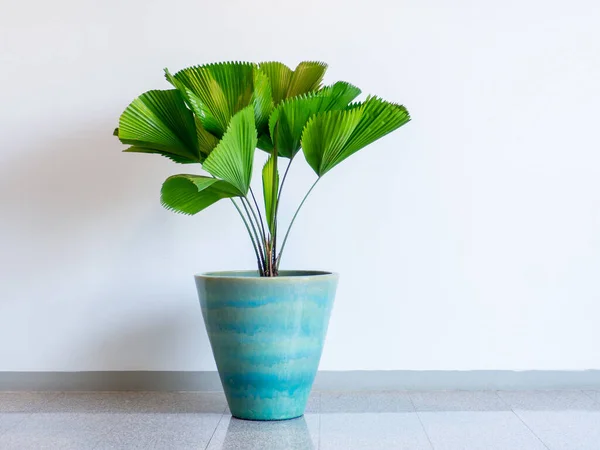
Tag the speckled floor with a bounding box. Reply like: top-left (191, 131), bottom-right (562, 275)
top-left (1, 390), bottom-right (599, 449)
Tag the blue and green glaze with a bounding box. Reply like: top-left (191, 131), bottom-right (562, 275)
top-left (195, 270), bottom-right (338, 421)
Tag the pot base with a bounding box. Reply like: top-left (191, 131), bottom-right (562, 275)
top-left (225, 384), bottom-right (312, 420)
top-left (231, 414), bottom-right (304, 422)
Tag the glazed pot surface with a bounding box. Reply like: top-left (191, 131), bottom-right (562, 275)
top-left (195, 270), bottom-right (338, 420)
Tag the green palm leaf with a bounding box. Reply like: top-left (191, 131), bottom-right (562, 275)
top-left (255, 61), bottom-right (329, 152)
top-left (258, 62), bottom-right (293, 106)
top-left (166, 62), bottom-right (255, 137)
top-left (202, 106), bottom-right (257, 195)
top-left (122, 146), bottom-right (197, 164)
top-left (116, 89), bottom-right (200, 163)
top-left (195, 117), bottom-right (220, 159)
top-left (252, 69), bottom-right (275, 152)
top-left (262, 155), bottom-right (279, 234)
top-left (268, 94), bottom-right (326, 159)
top-left (286, 61), bottom-right (328, 99)
top-left (317, 81), bottom-right (362, 110)
top-left (161, 175), bottom-right (242, 215)
top-left (341, 97), bottom-right (410, 157)
top-left (251, 68), bottom-right (274, 131)
top-left (302, 97), bottom-right (410, 176)
top-left (257, 133), bottom-right (274, 152)
top-left (302, 108), bottom-right (363, 175)
top-left (267, 82), bottom-right (361, 158)
top-left (258, 61), bottom-right (328, 106)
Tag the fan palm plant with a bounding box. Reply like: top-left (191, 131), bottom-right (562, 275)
top-left (114, 61), bottom-right (410, 277)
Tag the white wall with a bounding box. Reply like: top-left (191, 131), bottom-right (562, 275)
top-left (1, 0), bottom-right (599, 372)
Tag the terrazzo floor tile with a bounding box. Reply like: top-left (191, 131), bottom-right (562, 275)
top-left (33, 391), bottom-right (227, 414)
top-left (133, 391), bottom-right (228, 414)
top-left (320, 412), bottom-right (432, 450)
top-left (498, 390), bottom-right (600, 450)
top-left (510, 411), bottom-right (600, 450)
top-left (2, 390), bottom-right (600, 449)
top-left (46, 392), bottom-right (151, 413)
top-left (583, 390), bottom-right (600, 404)
top-left (95, 412), bottom-right (224, 450)
top-left (206, 414), bottom-right (319, 450)
top-left (497, 390), bottom-right (600, 411)
top-left (0, 392), bottom-right (59, 413)
top-left (320, 391), bottom-right (414, 413)
top-left (417, 411), bottom-right (547, 450)
top-left (410, 390), bottom-right (510, 412)
top-left (0, 413), bottom-right (30, 437)
top-left (0, 412), bottom-right (122, 450)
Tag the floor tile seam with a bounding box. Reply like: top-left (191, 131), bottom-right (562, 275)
top-left (203, 405), bottom-right (228, 450)
top-left (407, 393), bottom-right (435, 450)
top-left (581, 389), bottom-right (600, 407)
top-left (493, 390), bottom-right (551, 450)
top-left (317, 391), bottom-right (322, 450)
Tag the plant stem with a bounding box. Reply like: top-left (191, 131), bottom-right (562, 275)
top-left (268, 125), bottom-right (282, 277)
top-left (249, 187), bottom-right (267, 249)
top-left (271, 157), bottom-right (293, 274)
top-left (276, 178), bottom-right (320, 270)
top-left (270, 158), bottom-right (279, 276)
top-left (271, 221), bottom-right (277, 274)
top-left (230, 198), bottom-right (264, 276)
top-left (244, 195), bottom-right (267, 256)
top-left (277, 157), bottom-right (294, 202)
top-left (241, 197), bottom-right (266, 273)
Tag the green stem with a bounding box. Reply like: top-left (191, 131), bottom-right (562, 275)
top-left (271, 157), bottom-right (293, 273)
top-left (271, 223), bottom-right (277, 274)
top-left (270, 158), bottom-right (278, 276)
top-left (244, 195), bottom-right (266, 254)
top-left (276, 178), bottom-right (320, 270)
top-left (277, 157), bottom-right (294, 203)
top-left (241, 197), bottom-right (266, 273)
top-left (230, 198), bottom-right (264, 276)
top-left (269, 125), bottom-right (281, 277)
top-left (249, 187), bottom-right (267, 249)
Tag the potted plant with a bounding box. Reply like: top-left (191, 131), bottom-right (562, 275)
top-left (114, 61), bottom-right (410, 420)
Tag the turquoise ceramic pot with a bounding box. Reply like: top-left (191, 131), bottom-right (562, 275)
top-left (195, 270), bottom-right (338, 421)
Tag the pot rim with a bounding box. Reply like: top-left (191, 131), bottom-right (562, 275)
top-left (195, 270), bottom-right (338, 281)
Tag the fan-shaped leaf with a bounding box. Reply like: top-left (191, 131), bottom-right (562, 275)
top-left (262, 155), bottom-right (279, 234)
top-left (267, 82), bottom-right (361, 158)
top-left (318, 81), bottom-right (362, 110)
top-left (258, 62), bottom-right (292, 106)
top-left (251, 69), bottom-right (274, 132)
top-left (258, 61), bottom-right (328, 106)
top-left (202, 106), bottom-right (257, 195)
top-left (116, 89), bottom-right (200, 163)
top-left (302, 108), bottom-right (363, 175)
top-left (302, 97), bottom-right (410, 176)
top-left (161, 175), bottom-right (242, 215)
top-left (164, 68), bottom-right (211, 129)
top-left (342, 97), bottom-right (410, 158)
top-left (255, 61), bottom-right (331, 153)
top-left (268, 94), bottom-right (329, 159)
top-left (123, 146), bottom-right (197, 164)
top-left (167, 62), bottom-right (255, 137)
top-left (195, 118), bottom-right (220, 159)
top-left (252, 69), bottom-right (275, 152)
top-left (257, 133), bottom-right (274, 152)
top-left (286, 61), bottom-right (328, 99)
